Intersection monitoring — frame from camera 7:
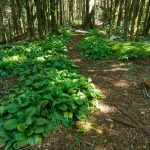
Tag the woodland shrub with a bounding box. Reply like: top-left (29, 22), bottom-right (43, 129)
top-left (111, 41), bottom-right (150, 60)
top-left (78, 36), bottom-right (112, 61)
top-left (0, 35), bottom-right (100, 149)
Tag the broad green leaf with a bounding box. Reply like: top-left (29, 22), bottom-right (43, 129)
top-left (25, 117), bottom-right (33, 125)
top-left (13, 139), bottom-right (28, 149)
top-left (35, 118), bottom-right (47, 125)
top-left (4, 139), bottom-right (15, 150)
top-left (58, 104), bottom-right (68, 111)
top-left (0, 106), bottom-right (5, 116)
top-left (25, 106), bottom-right (36, 117)
top-left (6, 103), bottom-right (19, 113)
top-left (14, 133), bottom-right (26, 141)
top-left (26, 127), bottom-right (33, 136)
top-left (0, 128), bottom-right (9, 140)
top-left (28, 135), bottom-right (42, 146)
top-left (0, 141), bottom-right (5, 148)
top-left (17, 124), bottom-right (27, 132)
top-left (64, 112), bottom-right (73, 119)
top-left (43, 94), bottom-right (53, 100)
top-left (33, 126), bottom-right (44, 133)
top-left (4, 119), bottom-right (18, 130)
top-left (0, 118), bottom-right (4, 127)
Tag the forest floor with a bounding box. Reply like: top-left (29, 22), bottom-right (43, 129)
top-left (1, 31), bottom-right (150, 150)
top-left (29, 30), bottom-right (150, 150)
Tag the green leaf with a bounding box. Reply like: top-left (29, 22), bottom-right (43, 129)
top-left (13, 139), bottom-right (28, 149)
top-left (17, 124), bottom-right (28, 132)
top-left (14, 133), bottom-right (26, 141)
top-left (0, 141), bottom-right (5, 148)
top-left (26, 127), bottom-right (33, 136)
top-left (58, 104), bottom-right (68, 111)
top-left (25, 117), bottom-right (33, 125)
top-left (33, 126), bottom-right (44, 133)
top-left (6, 103), bottom-right (19, 113)
top-left (35, 118), bottom-right (47, 125)
top-left (64, 112), bottom-right (73, 119)
top-left (4, 140), bottom-right (15, 150)
top-left (0, 118), bottom-right (4, 127)
top-left (4, 119), bottom-right (18, 130)
top-left (43, 94), bottom-right (53, 100)
top-left (0, 106), bottom-right (5, 116)
top-left (28, 135), bottom-right (42, 146)
top-left (25, 106), bottom-right (36, 117)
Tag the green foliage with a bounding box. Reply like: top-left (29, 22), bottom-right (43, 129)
top-left (78, 36), bottom-right (112, 61)
top-left (0, 35), bottom-right (100, 149)
top-left (111, 41), bottom-right (150, 60)
top-left (78, 29), bottom-right (150, 61)
top-left (86, 29), bottom-right (107, 38)
top-left (59, 26), bottom-right (72, 37)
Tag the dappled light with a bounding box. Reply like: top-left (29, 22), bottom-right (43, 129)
top-left (114, 80), bottom-right (129, 88)
top-left (95, 102), bottom-right (116, 114)
top-left (0, 0), bottom-right (150, 148)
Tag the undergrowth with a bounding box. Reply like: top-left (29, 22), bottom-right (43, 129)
top-left (0, 34), bottom-right (100, 149)
top-left (78, 29), bottom-right (150, 61)
top-left (78, 29), bottom-right (112, 61)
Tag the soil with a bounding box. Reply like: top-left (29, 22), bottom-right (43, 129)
top-left (1, 30), bottom-right (150, 150)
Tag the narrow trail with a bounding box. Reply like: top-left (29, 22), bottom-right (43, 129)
top-left (68, 31), bottom-right (150, 149)
top-left (30, 32), bottom-right (150, 150)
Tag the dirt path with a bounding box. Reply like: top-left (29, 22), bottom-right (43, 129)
top-left (67, 33), bottom-right (150, 150)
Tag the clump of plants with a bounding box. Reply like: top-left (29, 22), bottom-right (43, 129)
top-left (78, 36), bottom-right (112, 61)
top-left (0, 35), bottom-right (100, 149)
top-left (111, 41), bottom-right (150, 60)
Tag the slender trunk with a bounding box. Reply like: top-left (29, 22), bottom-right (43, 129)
top-left (124, 0), bottom-right (130, 40)
top-left (117, 0), bottom-right (124, 27)
top-left (10, 0), bottom-right (19, 36)
top-left (50, 0), bottom-right (58, 34)
top-left (143, 0), bottom-right (150, 35)
top-left (34, 0), bottom-right (43, 37)
top-left (135, 0), bottom-right (146, 37)
top-left (130, 0), bottom-right (140, 40)
top-left (25, 0), bottom-right (34, 37)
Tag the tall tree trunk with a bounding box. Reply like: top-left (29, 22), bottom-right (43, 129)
top-left (10, 0), bottom-right (19, 36)
top-left (25, 0), bottom-right (34, 38)
top-left (117, 0), bottom-right (124, 27)
top-left (0, 7), bottom-right (7, 43)
top-left (124, 0), bottom-right (130, 40)
top-left (69, 0), bottom-right (74, 22)
top-left (83, 0), bottom-right (95, 28)
top-left (34, 0), bottom-right (43, 37)
top-left (143, 0), bottom-right (150, 35)
top-left (50, 0), bottom-right (58, 34)
top-left (130, 0), bottom-right (140, 40)
top-left (16, 0), bottom-right (24, 34)
top-left (135, 0), bottom-right (146, 37)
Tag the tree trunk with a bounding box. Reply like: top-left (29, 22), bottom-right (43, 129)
top-left (34, 0), bottom-right (43, 37)
top-left (25, 0), bottom-right (34, 38)
top-left (83, 0), bottom-right (95, 28)
top-left (50, 0), bottom-right (58, 34)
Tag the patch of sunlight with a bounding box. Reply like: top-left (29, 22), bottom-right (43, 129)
top-left (36, 56), bottom-right (45, 62)
top-left (104, 67), bottom-right (128, 72)
top-left (72, 58), bottom-right (81, 62)
top-left (114, 80), bottom-right (129, 88)
top-left (95, 102), bottom-right (116, 114)
top-left (76, 121), bottom-right (103, 134)
top-left (75, 29), bottom-right (87, 34)
top-left (3, 55), bottom-right (26, 63)
top-left (87, 69), bottom-right (95, 72)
